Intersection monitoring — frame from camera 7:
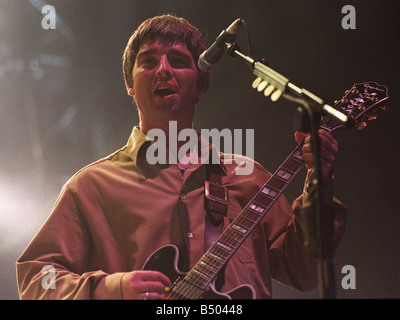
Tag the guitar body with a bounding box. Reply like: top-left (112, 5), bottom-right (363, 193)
top-left (142, 244), bottom-right (256, 300)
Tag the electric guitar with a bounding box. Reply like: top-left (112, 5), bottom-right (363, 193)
top-left (142, 81), bottom-right (389, 299)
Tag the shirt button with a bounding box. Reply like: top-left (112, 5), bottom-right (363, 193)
top-left (187, 232), bottom-right (193, 239)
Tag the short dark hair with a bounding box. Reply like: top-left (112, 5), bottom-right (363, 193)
top-left (122, 14), bottom-right (210, 92)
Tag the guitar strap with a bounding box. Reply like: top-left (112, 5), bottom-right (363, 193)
top-left (204, 163), bottom-right (228, 290)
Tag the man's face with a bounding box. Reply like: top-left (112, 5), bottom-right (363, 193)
top-left (129, 38), bottom-right (206, 128)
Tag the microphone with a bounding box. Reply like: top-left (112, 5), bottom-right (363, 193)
top-left (198, 18), bottom-right (243, 72)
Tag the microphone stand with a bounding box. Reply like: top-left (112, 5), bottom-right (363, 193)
top-left (225, 42), bottom-right (348, 299)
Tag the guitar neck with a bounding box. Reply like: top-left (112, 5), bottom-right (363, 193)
top-left (173, 142), bottom-right (306, 299)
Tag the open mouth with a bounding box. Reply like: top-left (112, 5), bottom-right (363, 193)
top-left (154, 87), bottom-right (177, 97)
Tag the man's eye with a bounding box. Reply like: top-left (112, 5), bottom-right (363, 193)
top-left (170, 57), bottom-right (191, 68)
top-left (141, 57), bottom-right (157, 66)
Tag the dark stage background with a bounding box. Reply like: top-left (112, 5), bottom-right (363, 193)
top-left (0, 0), bottom-right (398, 299)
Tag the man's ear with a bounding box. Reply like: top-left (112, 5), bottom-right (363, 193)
top-left (127, 86), bottom-right (134, 96)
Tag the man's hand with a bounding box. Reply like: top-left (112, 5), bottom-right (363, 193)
top-left (295, 130), bottom-right (338, 186)
top-left (121, 270), bottom-right (172, 300)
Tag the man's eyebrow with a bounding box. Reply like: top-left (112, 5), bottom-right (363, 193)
top-left (136, 48), bottom-right (158, 60)
top-left (136, 47), bottom-right (192, 59)
top-left (168, 48), bottom-right (192, 58)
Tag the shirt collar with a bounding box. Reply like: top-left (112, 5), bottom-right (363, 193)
top-left (126, 126), bottom-right (227, 174)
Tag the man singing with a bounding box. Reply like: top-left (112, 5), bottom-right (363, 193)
top-left (17, 14), bottom-right (347, 299)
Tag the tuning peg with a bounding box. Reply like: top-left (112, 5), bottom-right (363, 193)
top-left (356, 121), bottom-right (367, 130)
top-left (264, 85), bottom-right (275, 97)
top-left (252, 77), bottom-right (262, 89)
top-left (271, 89), bottom-right (283, 102)
top-left (257, 81), bottom-right (269, 92)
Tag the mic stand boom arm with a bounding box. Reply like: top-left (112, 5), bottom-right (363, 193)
top-left (226, 43), bottom-right (349, 124)
top-left (226, 42), bottom-right (346, 299)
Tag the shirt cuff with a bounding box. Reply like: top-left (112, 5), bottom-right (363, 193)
top-left (93, 272), bottom-right (125, 300)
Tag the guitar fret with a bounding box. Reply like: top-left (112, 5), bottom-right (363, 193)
top-left (276, 168), bottom-right (293, 181)
top-left (238, 213), bottom-right (257, 224)
top-left (243, 207), bottom-right (262, 219)
top-left (249, 202), bottom-right (265, 213)
top-left (284, 157), bottom-right (304, 172)
top-left (292, 149), bottom-right (303, 161)
top-left (253, 194), bottom-right (273, 208)
top-left (200, 257), bottom-right (223, 273)
top-left (239, 212), bottom-right (257, 228)
top-left (185, 272), bottom-right (208, 288)
top-left (185, 274), bottom-right (206, 286)
top-left (240, 209), bottom-right (263, 229)
top-left (209, 246), bottom-right (230, 260)
top-left (192, 267), bottom-right (212, 281)
top-left (261, 186), bottom-right (279, 198)
top-left (236, 216), bottom-right (258, 233)
top-left (174, 278), bottom-right (204, 297)
top-left (220, 230), bottom-right (241, 244)
top-left (207, 250), bottom-right (226, 262)
top-left (216, 241), bottom-right (233, 252)
top-left (242, 209), bottom-right (262, 221)
top-left (225, 226), bottom-right (245, 240)
top-left (235, 215), bottom-right (257, 230)
top-left (199, 260), bottom-right (218, 272)
top-left (231, 223), bottom-right (248, 234)
top-left (268, 176), bottom-right (287, 190)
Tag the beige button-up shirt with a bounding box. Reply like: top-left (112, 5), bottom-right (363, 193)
top-left (17, 126), bottom-right (347, 299)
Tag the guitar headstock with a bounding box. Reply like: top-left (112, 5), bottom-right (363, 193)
top-left (251, 78), bottom-right (389, 133)
top-left (320, 81), bottom-right (389, 133)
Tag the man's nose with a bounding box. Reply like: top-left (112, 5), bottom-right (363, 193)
top-left (156, 56), bottom-right (173, 79)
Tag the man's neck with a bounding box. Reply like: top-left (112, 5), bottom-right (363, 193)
top-left (139, 119), bottom-right (197, 161)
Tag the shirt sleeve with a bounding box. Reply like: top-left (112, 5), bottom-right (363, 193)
top-left (16, 181), bottom-right (124, 300)
top-left (265, 184), bottom-right (348, 292)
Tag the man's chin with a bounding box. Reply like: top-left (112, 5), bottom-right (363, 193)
top-left (154, 93), bottom-right (178, 103)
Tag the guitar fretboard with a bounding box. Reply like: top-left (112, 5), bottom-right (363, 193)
top-left (169, 143), bottom-right (305, 299)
